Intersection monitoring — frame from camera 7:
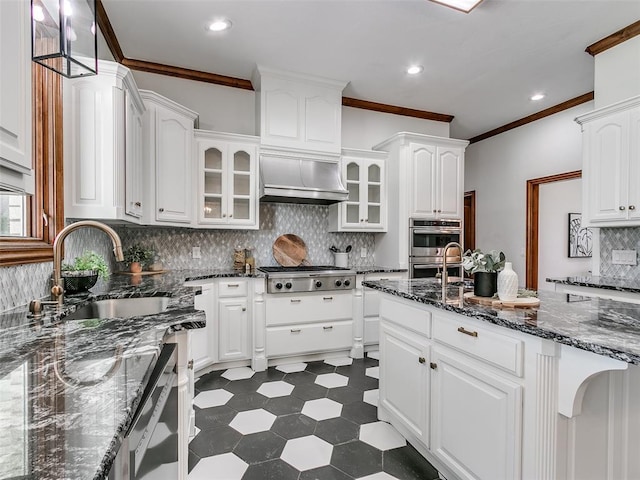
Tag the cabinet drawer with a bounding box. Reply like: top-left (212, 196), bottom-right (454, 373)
top-left (218, 280), bottom-right (248, 297)
top-left (379, 298), bottom-right (431, 338)
top-left (265, 293), bottom-right (352, 326)
top-left (432, 314), bottom-right (523, 376)
top-left (266, 320), bottom-right (353, 357)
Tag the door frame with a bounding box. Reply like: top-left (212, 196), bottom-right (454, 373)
top-left (464, 191), bottom-right (476, 252)
top-left (525, 170), bottom-right (582, 289)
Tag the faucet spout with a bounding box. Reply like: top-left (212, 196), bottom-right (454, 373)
top-left (441, 242), bottom-right (463, 302)
top-left (52, 220), bottom-right (123, 306)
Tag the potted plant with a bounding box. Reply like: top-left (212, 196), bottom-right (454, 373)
top-left (61, 250), bottom-right (109, 293)
top-left (123, 243), bottom-right (154, 273)
top-left (462, 249), bottom-right (506, 297)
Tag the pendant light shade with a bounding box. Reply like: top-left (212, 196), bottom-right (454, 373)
top-left (31, 0), bottom-right (97, 78)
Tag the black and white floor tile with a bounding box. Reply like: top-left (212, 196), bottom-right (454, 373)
top-left (188, 354), bottom-right (440, 480)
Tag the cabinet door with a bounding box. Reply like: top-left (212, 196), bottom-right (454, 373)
top-left (125, 89), bottom-right (143, 219)
top-left (218, 298), bottom-right (250, 362)
top-left (155, 106), bottom-right (193, 223)
top-left (410, 143), bottom-right (437, 218)
top-left (627, 109), bottom-right (640, 221)
top-left (379, 324), bottom-right (430, 446)
top-left (365, 159), bottom-right (385, 229)
top-left (342, 159), bottom-right (365, 228)
top-left (437, 146), bottom-right (463, 219)
top-left (431, 347), bottom-right (522, 480)
top-left (584, 112), bottom-right (628, 224)
top-left (227, 144), bottom-right (256, 226)
top-left (199, 141), bottom-right (227, 224)
top-left (191, 286), bottom-right (216, 370)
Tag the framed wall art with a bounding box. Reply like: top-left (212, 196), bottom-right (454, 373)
top-left (568, 212), bottom-right (592, 258)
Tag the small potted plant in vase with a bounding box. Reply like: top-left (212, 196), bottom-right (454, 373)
top-left (462, 249), bottom-right (506, 297)
top-left (123, 243), bottom-right (154, 273)
top-left (61, 250), bottom-right (110, 293)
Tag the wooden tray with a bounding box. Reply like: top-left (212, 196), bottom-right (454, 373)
top-left (115, 270), bottom-right (169, 276)
top-left (273, 234), bottom-right (308, 266)
top-left (464, 292), bottom-right (540, 309)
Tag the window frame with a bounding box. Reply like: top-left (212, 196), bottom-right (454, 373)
top-left (0, 62), bottom-right (64, 267)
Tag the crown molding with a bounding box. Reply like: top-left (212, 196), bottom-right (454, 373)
top-left (585, 20), bottom-right (640, 56)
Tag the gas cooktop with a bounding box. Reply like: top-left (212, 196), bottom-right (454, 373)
top-left (258, 266), bottom-right (356, 293)
top-left (259, 266), bottom-right (352, 273)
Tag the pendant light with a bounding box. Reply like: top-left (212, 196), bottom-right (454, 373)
top-left (31, 0), bottom-right (97, 78)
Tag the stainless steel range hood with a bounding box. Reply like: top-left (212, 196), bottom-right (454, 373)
top-left (259, 151), bottom-right (348, 205)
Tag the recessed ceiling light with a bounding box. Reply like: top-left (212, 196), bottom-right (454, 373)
top-left (530, 93), bottom-right (546, 101)
top-left (428, 0), bottom-right (483, 13)
top-left (407, 65), bottom-right (424, 75)
top-left (208, 19), bottom-right (232, 32)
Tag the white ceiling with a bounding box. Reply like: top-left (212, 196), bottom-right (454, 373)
top-left (101, 0), bottom-right (640, 140)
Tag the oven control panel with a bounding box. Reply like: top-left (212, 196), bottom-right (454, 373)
top-left (266, 274), bottom-right (356, 294)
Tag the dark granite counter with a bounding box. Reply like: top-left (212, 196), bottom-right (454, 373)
top-left (546, 276), bottom-right (640, 294)
top-left (354, 266), bottom-right (408, 275)
top-left (363, 279), bottom-right (640, 365)
top-left (0, 269), bottom-right (220, 480)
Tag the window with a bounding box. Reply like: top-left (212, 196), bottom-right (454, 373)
top-left (0, 62), bottom-right (64, 266)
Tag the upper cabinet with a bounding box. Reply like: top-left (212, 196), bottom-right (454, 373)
top-left (252, 66), bottom-right (347, 155)
top-left (140, 90), bottom-right (199, 226)
top-left (64, 61), bottom-right (145, 222)
top-left (0, 0), bottom-right (33, 194)
top-left (577, 96), bottom-right (640, 227)
top-left (195, 130), bottom-right (260, 229)
top-left (328, 148), bottom-right (387, 232)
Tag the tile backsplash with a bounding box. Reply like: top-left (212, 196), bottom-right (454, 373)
top-left (1, 204), bottom-right (374, 312)
top-left (599, 227), bottom-right (640, 280)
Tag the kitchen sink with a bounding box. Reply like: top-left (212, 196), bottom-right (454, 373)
top-left (65, 296), bottom-right (170, 320)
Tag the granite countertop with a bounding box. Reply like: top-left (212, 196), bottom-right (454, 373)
top-left (546, 276), bottom-right (640, 294)
top-left (354, 266), bottom-right (408, 274)
top-left (0, 269), bottom-right (229, 480)
top-left (363, 278), bottom-right (640, 365)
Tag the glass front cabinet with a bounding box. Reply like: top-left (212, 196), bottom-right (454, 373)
top-left (195, 130), bottom-right (260, 229)
top-left (329, 148), bottom-right (387, 232)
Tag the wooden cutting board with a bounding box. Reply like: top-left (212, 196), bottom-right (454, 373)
top-left (464, 292), bottom-right (540, 309)
top-left (273, 234), bottom-right (308, 266)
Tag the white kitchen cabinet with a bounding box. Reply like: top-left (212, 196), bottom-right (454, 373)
top-left (0, 0), bottom-right (33, 194)
top-left (218, 297), bottom-right (250, 362)
top-left (328, 149), bottom-right (387, 232)
top-left (140, 90), bottom-right (198, 226)
top-left (373, 133), bottom-right (469, 269)
top-left (360, 271), bottom-right (408, 345)
top-left (195, 130), bottom-right (260, 229)
top-left (576, 96), bottom-right (640, 227)
top-left (251, 66), bottom-right (347, 154)
top-left (64, 61), bottom-right (144, 222)
top-left (430, 346), bottom-right (522, 480)
top-left (191, 284), bottom-right (216, 371)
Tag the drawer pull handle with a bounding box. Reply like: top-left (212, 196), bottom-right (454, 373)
top-left (227, 283), bottom-right (240, 287)
top-left (457, 327), bottom-right (478, 337)
top-left (290, 329), bottom-right (301, 333)
top-left (430, 362), bottom-right (437, 370)
top-left (379, 278), bottom-right (389, 281)
top-left (631, 205), bottom-right (636, 211)
top-left (323, 296), bottom-right (333, 300)
top-left (323, 326), bottom-right (333, 331)
top-left (418, 356), bottom-right (426, 364)
top-left (291, 299), bottom-right (301, 303)
top-left (620, 206), bottom-right (626, 211)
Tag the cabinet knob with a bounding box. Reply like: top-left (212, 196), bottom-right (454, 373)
top-left (361, 219), bottom-right (364, 222)
top-left (188, 359), bottom-right (194, 370)
top-left (437, 209), bottom-right (442, 213)
top-left (135, 202), bottom-right (141, 207)
top-left (620, 206), bottom-right (626, 211)
top-left (222, 213), bottom-right (226, 217)
top-left (430, 362), bottom-right (438, 370)
top-left (630, 205), bottom-right (636, 211)
top-left (229, 214), bottom-right (233, 218)
top-left (433, 209), bottom-right (436, 213)
top-left (158, 208), bottom-right (164, 212)
top-left (418, 356), bottom-right (426, 364)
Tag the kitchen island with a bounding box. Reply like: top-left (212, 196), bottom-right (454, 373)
top-left (363, 279), bottom-right (640, 480)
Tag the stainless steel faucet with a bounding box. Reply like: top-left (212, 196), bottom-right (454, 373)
top-left (51, 220), bottom-right (124, 306)
top-left (441, 242), bottom-right (463, 301)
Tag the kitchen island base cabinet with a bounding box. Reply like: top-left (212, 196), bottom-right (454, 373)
top-left (218, 297), bottom-right (250, 362)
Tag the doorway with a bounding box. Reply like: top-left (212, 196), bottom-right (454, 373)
top-left (464, 191), bottom-right (476, 252)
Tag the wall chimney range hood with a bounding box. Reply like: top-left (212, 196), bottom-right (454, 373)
top-left (259, 151), bottom-right (348, 205)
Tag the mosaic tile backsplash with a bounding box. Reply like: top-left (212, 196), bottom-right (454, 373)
top-left (599, 227), bottom-right (640, 280)
top-left (2, 204), bottom-right (374, 312)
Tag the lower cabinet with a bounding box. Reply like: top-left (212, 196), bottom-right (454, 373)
top-left (362, 271), bottom-right (407, 345)
top-left (218, 297), bottom-right (250, 362)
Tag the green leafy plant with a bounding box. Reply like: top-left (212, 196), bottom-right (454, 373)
top-left (123, 243), bottom-right (154, 266)
top-left (62, 250), bottom-right (110, 280)
top-left (462, 249), bottom-right (506, 274)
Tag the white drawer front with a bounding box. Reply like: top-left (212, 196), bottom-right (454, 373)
top-left (218, 280), bottom-right (248, 297)
top-left (266, 320), bottom-right (353, 357)
top-left (379, 298), bottom-right (431, 338)
top-left (432, 313), bottom-right (524, 377)
top-left (266, 292), bottom-right (352, 326)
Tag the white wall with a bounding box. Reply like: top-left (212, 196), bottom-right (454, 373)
top-left (464, 102), bottom-right (594, 285)
top-left (594, 35), bottom-right (640, 109)
top-left (538, 178), bottom-right (591, 290)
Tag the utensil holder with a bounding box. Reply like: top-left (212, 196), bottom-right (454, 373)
top-left (333, 252), bottom-right (348, 268)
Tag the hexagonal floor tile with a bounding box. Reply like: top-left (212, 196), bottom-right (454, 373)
top-left (301, 398), bottom-right (343, 421)
top-left (270, 413), bottom-right (317, 440)
top-left (257, 380), bottom-right (295, 398)
top-left (229, 409), bottom-right (277, 435)
top-left (222, 366), bottom-right (255, 381)
top-left (367, 351), bottom-right (380, 360)
top-left (315, 417), bottom-right (359, 445)
top-left (366, 367), bottom-right (380, 379)
top-left (281, 435), bottom-right (333, 471)
top-left (233, 431), bottom-right (286, 464)
top-left (360, 422), bottom-right (406, 451)
top-left (357, 472), bottom-right (400, 480)
top-left (189, 424), bottom-right (242, 458)
top-left (315, 373), bottom-right (349, 388)
top-left (276, 362), bottom-right (307, 373)
top-left (300, 465), bottom-right (353, 480)
top-left (383, 444), bottom-right (439, 480)
top-left (331, 440), bottom-right (383, 478)
top-left (324, 356), bottom-right (353, 367)
top-left (242, 459), bottom-right (299, 480)
top-left (193, 389), bottom-right (233, 408)
top-left (188, 452), bottom-right (248, 480)
top-left (363, 389), bottom-right (379, 407)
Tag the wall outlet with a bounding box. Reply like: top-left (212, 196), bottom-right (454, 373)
top-left (612, 249), bottom-right (637, 266)
top-left (192, 246), bottom-right (201, 259)
top-left (360, 247), bottom-right (367, 258)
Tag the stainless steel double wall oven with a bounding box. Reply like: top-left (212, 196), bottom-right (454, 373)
top-left (409, 218), bottom-right (463, 279)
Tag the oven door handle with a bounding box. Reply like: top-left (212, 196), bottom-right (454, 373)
top-left (412, 228), bottom-right (460, 235)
